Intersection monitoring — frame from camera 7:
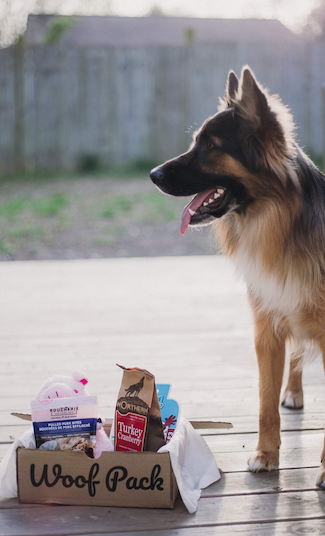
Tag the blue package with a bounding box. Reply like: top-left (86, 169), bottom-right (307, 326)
top-left (156, 384), bottom-right (179, 443)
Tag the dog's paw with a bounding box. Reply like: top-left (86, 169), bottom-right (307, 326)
top-left (316, 469), bottom-right (325, 488)
top-left (248, 450), bottom-right (279, 472)
top-left (281, 388), bottom-right (303, 409)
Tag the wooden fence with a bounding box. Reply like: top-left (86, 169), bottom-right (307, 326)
top-left (1, 42), bottom-right (325, 174)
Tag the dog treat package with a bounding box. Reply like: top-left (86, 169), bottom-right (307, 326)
top-left (31, 395), bottom-right (98, 457)
top-left (157, 384), bottom-right (179, 443)
top-left (114, 365), bottom-right (165, 453)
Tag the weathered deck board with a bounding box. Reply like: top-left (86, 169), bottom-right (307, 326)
top-left (207, 430), bottom-right (324, 452)
top-left (0, 442), bottom-right (322, 475)
top-left (68, 521), bottom-right (325, 536)
top-left (2, 382), bottom-right (323, 414)
top-left (1, 430), bottom-right (324, 470)
top-left (202, 466), bottom-right (321, 496)
top-left (1, 428), bottom-right (323, 455)
top-left (1, 256), bottom-right (325, 535)
top-left (0, 466), bottom-right (320, 507)
top-left (215, 449), bottom-right (321, 473)
top-left (1, 491), bottom-right (325, 535)
top-left (2, 410), bottom-right (324, 448)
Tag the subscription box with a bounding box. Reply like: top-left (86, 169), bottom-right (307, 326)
top-left (17, 448), bottom-right (178, 509)
top-left (15, 417), bottom-right (231, 509)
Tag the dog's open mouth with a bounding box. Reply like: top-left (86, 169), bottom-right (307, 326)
top-left (181, 187), bottom-right (231, 234)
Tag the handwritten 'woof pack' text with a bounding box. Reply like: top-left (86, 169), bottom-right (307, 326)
top-left (30, 461), bottom-right (164, 496)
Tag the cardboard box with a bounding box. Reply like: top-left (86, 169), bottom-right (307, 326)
top-left (14, 414), bottom-right (232, 509)
top-left (17, 447), bottom-right (178, 508)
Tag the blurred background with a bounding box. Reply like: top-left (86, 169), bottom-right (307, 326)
top-left (0, 0), bottom-right (324, 261)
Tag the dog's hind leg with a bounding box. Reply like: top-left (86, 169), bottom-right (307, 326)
top-left (316, 347), bottom-right (325, 487)
top-left (316, 436), bottom-right (325, 488)
top-left (281, 350), bottom-right (303, 409)
top-left (247, 301), bottom-right (287, 472)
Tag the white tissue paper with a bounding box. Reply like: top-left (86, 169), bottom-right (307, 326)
top-left (158, 417), bottom-right (221, 513)
top-left (0, 426), bottom-right (35, 498)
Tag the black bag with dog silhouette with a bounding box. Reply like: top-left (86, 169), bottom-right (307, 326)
top-left (114, 365), bottom-right (165, 453)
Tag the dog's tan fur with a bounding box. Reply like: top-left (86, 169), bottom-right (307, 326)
top-left (215, 68), bottom-right (325, 477)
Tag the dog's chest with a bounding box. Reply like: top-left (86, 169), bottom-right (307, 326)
top-left (233, 251), bottom-right (306, 317)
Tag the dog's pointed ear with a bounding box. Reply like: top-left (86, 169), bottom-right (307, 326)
top-left (226, 70), bottom-right (239, 104)
top-left (234, 66), bottom-right (297, 183)
top-left (238, 67), bottom-right (268, 129)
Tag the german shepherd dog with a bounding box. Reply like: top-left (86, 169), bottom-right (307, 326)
top-left (150, 66), bottom-right (325, 486)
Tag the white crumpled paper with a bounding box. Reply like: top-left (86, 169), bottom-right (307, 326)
top-left (158, 417), bottom-right (221, 513)
top-left (0, 426), bottom-right (35, 498)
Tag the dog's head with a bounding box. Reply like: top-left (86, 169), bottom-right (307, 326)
top-left (150, 66), bottom-right (297, 234)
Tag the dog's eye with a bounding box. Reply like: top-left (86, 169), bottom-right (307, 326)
top-left (206, 141), bottom-right (214, 150)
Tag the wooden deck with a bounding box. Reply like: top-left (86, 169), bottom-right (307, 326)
top-left (1, 255), bottom-right (325, 535)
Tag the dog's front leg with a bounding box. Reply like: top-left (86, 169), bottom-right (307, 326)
top-left (248, 304), bottom-right (286, 472)
top-left (316, 441), bottom-right (325, 488)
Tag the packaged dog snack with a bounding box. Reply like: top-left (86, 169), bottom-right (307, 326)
top-left (31, 395), bottom-right (98, 457)
top-left (157, 384), bottom-right (179, 443)
top-left (114, 365), bottom-right (165, 453)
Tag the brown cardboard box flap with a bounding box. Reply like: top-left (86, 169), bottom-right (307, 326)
top-left (11, 413), bottom-right (32, 421)
top-left (190, 420), bottom-right (233, 429)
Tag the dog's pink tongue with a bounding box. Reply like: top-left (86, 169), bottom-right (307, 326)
top-left (181, 189), bottom-right (216, 235)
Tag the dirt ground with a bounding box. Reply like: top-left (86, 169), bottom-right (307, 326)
top-left (0, 174), bottom-right (216, 261)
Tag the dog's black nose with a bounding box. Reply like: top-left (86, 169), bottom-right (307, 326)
top-left (150, 167), bottom-right (164, 185)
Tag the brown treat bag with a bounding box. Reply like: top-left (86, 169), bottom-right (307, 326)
top-left (115, 365), bottom-right (165, 452)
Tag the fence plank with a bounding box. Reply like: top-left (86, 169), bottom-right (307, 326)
top-left (0, 42), bottom-right (325, 174)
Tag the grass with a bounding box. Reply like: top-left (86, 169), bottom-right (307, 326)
top-left (101, 195), bottom-right (133, 218)
top-left (0, 240), bottom-right (14, 258)
top-left (0, 199), bottom-right (28, 221)
top-left (139, 192), bottom-right (178, 223)
top-left (0, 188), bottom-right (73, 259)
top-left (31, 193), bottom-right (69, 216)
top-left (0, 194), bottom-right (69, 220)
top-left (0, 172), bottom-right (190, 260)
top-left (2, 152), bottom-right (323, 261)
top-left (10, 225), bottom-right (44, 239)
